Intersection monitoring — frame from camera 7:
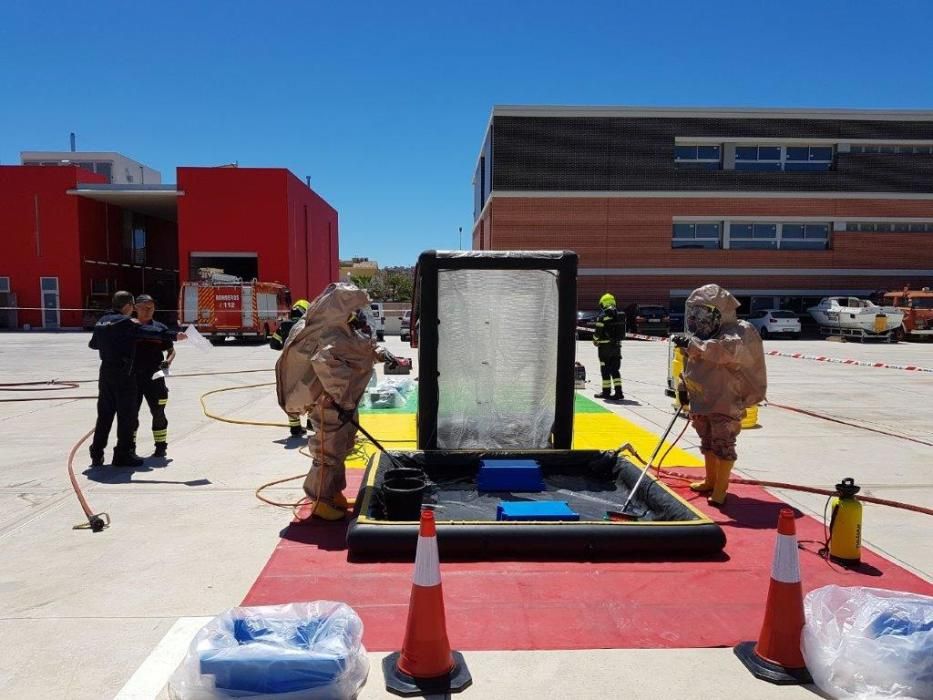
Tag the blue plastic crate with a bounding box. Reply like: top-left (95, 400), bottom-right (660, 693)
top-left (496, 500), bottom-right (580, 522)
top-left (477, 459), bottom-right (545, 492)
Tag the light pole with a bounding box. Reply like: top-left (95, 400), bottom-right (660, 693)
top-left (458, 226), bottom-right (463, 250)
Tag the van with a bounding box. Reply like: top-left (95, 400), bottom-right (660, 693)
top-left (369, 302), bottom-right (386, 341)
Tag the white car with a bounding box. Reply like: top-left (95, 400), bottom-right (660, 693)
top-left (747, 309), bottom-right (801, 339)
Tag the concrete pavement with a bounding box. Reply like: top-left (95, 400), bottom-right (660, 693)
top-left (0, 332), bottom-right (929, 698)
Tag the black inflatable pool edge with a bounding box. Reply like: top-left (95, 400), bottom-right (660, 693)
top-left (347, 518), bottom-right (726, 561)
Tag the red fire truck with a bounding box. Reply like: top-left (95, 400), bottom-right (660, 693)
top-left (179, 270), bottom-right (291, 344)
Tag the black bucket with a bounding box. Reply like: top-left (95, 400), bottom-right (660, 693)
top-left (382, 476), bottom-right (426, 521)
top-left (384, 468), bottom-right (424, 483)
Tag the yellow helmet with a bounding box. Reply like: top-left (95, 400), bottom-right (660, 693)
top-left (599, 293), bottom-right (616, 309)
top-left (291, 299), bottom-right (310, 317)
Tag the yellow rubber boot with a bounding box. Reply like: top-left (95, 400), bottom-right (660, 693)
top-left (708, 459), bottom-right (735, 507)
top-left (312, 500), bottom-right (347, 521)
top-left (690, 453), bottom-right (718, 493)
top-left (333, 492), bottom-right (356, 510)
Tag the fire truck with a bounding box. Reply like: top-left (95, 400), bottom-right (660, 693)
top-left (883, 286), bottom-right (933, 341)
top-left (179, 269), bottom-right (292, 344)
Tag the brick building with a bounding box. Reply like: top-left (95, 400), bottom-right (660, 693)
top-left (471, 106), bottom-right (933, 317)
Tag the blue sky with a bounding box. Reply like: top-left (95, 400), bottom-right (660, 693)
top-left (2, 1), bottom-right (932, 266)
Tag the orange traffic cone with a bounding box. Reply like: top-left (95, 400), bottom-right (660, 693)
top-left (735, 507), bottom-right (813, 684)
top-left (383, 508), bottom-right (472, 697)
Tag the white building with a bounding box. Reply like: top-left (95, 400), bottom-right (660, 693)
top-left (20, 150), bottom-right (161, 185)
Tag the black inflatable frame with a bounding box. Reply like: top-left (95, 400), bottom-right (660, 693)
top-left (346, 450), bottom-right (726, 560)
top-left (411, 250), bottom-right (578, 450)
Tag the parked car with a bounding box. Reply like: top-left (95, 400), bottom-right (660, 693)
top-left (369, 302), bottom-right (386, 341)
top-left (399, 309), bottom-right (412, 342)
top-left (631, 304), bottom-right (670, 336)
top-left (747, 309), bottom-right (801, 339)
top-left (576, 309), bottom-right (599, 339)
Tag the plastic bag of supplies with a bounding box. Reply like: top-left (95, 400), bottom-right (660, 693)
top-left (801, 585), bottom-right (933, 699)
top-left (168, 601), bottom-right (369, 699)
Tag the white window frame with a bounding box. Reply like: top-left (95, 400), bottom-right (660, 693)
top-left (725, 222), bottom-right (831, 250)
top-left (850, 144), bottom-right (933, 155)
top-left (674, 143), bottom-right (722, 168)
top-left (844, 221), bottom-right (933, 233)
top-left (734, 145), bottom-right (833, 172)
top-left (671, 221), bottom-right (723, 249)
top-left (40, 276), bottom-right (60, 329)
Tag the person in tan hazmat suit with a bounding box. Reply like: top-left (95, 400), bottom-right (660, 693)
top-left (275, 283), bottom-right (394, 520)
top-left (671, 284), bottom-right (767, 506)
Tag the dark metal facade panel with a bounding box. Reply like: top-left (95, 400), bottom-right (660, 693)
top-left (491, 115), bottom-right (933, 193)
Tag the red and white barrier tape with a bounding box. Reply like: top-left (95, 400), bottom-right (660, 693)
top-left (764, 349), bottom-right (932, 373)
top-left (623, 332), bottom-right (932, 373)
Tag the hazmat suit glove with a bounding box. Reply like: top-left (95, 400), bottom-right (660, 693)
top-left (671, 334), bottom-right (690, 349)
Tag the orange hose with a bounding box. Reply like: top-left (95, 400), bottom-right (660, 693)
top-left (657, 468), bottom-right (933, 517)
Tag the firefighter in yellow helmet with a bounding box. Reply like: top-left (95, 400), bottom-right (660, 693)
top-left (275, 283), bottom-right (393, 520)
top-left (671, 284), bottom-right (767, 506)
top-left (270, 298), bottom-right (311, 436)
top-left (593, 292), bottom-right (626, 400)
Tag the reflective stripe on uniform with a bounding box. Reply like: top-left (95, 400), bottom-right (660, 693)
top-left (158, 399), bottom-right (168, 405)
top-left (153, 430), bottom-right (168, 440)
top-left (288, 417), bottom-right (301, 426)
top-left (272, 333), bottom-right (282, 342)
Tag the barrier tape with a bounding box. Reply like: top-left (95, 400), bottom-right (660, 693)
top-left (622, 332), bottom-right (932, 373)
top-left (764, 349), bottom-right (932, 373)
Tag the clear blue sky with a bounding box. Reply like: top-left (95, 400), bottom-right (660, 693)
top-left (2, 1), bottom-right (932, 266)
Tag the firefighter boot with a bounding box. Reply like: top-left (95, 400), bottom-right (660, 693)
top-left (90, 449), bottom-right (104, 467)
top-left (612, 386), bottom-right (624, 401)
top-left (708, 459), bottom-right (735, 507)
top-left (690, 453), bottom-right (717, 494)
top-left (152, 442), bottom-right (168, 458)
top-left (112, 452), bottom-right (145, 468)
top-left (290, 425), bottom-right (306, 437)
top-left (594, 386), bottom-right (611, 400)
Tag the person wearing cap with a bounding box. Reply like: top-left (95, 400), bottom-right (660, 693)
top-left (592, 292), bottom-right (626, 401)
top-left (88, 291), bottom-right (185, 467)
top-left (133, 294), bottom-right (175, 458)
top-left (270, 299), bottom-right (312, 436)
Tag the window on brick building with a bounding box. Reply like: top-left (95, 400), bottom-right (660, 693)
top-left (845, 221), bottom-right (933, 233)
top-left (849, 144), bottom-right (933, 155)
top-left (734, 145), bottom-right (833, 172)
top-left (672, 222), bottom-right (721, 249)
top-left (674, 144), bottom-right (722, 170)
top-left (727, 222), bottom-right (830, 250)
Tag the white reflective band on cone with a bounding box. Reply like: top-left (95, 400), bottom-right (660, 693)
top-left (771, 533), bottom-right (801, 584)
top-left (412, 535), bottom-right (442, 587)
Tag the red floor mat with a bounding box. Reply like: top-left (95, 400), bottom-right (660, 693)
top-left (243, 471), bottom-right (932, 651)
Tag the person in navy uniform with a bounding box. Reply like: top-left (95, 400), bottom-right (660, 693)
top-left (133, 294), bottom-right (175, 458)
top-left (88, 291), bottom-right (185, 467)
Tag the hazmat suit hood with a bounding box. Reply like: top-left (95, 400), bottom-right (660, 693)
top-left (275, 283), bottom-right (380, 415)
top-left (681, 283), bottom-right (767, 419)
top-left (687, 284), bottom-right (740, 327)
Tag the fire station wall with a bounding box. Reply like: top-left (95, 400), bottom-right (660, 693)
top-left (285, 173), bottom-right (339, 301)
top-left (481, 196), bottom-right (933, 306)
top-left (177, 168), bottom-right (291, 287)
top-left (0, 165), bottom-right (106, 328)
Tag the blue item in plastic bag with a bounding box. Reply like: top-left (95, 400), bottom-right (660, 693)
top-left (169, 601), bottom-right (369, 699)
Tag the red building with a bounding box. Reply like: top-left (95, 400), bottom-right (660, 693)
top-left (0, 162), bottom-right (338, 329)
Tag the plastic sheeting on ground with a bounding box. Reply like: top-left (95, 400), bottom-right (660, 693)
top-left (168, 601), bottom-right (369, 699)
top-left (802, 585), bottom-right (933, 699)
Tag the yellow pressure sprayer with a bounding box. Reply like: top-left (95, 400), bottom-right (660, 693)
top-left (828, 477), bottom-right (862, 565)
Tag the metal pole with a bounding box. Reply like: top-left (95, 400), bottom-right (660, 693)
top-left (458, 226), bottom-right (462, 250)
